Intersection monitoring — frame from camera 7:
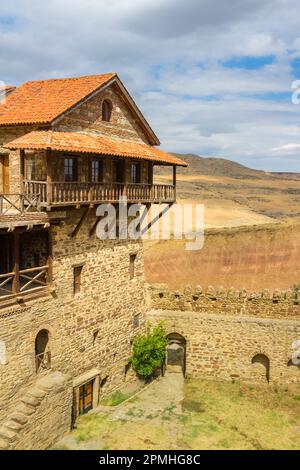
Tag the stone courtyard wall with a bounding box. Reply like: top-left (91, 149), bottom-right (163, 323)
top-left (149, 283), bottom-right (300, 320)
top-left (147, 284), bottom-right (300, 385)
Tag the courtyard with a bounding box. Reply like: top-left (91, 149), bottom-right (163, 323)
top-left (54, 373), bottom-right (300, 450)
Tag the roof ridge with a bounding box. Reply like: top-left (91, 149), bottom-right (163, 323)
top-left (24, 72), bottom-right (117, 85)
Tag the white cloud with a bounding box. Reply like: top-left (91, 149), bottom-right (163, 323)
top-left (271, 143), bottom-right (300, 153)
top-left (1, 0), bottom-right (300, 170)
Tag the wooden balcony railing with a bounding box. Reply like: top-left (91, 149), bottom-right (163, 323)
top-left (24, 180), bottom-right (176, 207)
top-left (0, 193), bottom-right (41, 214)
top-left (0, 265), bottom-right (49, 299)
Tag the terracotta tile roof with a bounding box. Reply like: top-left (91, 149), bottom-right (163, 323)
top-left (4, 130), bottom-right (188, 167)
top-left (0, 73), bottom-right (116, 126)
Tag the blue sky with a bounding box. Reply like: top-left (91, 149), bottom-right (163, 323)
top-left (1, 0), bottom-right (300, 171)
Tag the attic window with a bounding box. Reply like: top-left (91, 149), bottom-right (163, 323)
top-left (102, 100), bottom-right (112, 122)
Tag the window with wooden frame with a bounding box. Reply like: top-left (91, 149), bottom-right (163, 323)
top-left (130, 253), bottom-right (137, 280)
top-left (90, 158), bottom-right (104, 183)
top-left (131, 162), bottom-right (141, 184)
top-left (73, 265), bottom-right (83, 295)
top-left (102, 99), bottom-right (113, 122)
top-left (64, 157), bottom-right (78, 182)
top-left (25, 156), bottom-right (37, 181)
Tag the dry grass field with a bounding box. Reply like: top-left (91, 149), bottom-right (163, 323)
top-left (144, 154), bottom-right (300, 290)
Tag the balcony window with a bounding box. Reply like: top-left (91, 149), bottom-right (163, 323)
top-left (131, 163), bottom-right (141, 184)
top-left (25, 156), bottom-right (36, 181)
top-left (64, 157), bottom-right (77, 182)
top-left (91, 159), bottom-right (103, 183)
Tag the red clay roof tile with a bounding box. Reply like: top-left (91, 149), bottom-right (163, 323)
top-left (0, 73), bottom-right (116, 126)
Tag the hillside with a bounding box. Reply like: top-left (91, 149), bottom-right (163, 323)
top-left (154, 153), bottom-right (300, 220)
top-left (145, 153), bottom-right (300, 290)
top-left (157, 153), bottom-right (300, 180)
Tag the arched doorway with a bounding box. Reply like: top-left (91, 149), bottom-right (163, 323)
top-left (35, 329), bottom-right (51, 373)
top-left (166, 333), bottom-right (186, 376)
top-left (251, 353), bottom-right (270, 382)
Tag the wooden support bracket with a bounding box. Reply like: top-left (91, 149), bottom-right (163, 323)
top-left (70, 207), bottom-right (90, 238)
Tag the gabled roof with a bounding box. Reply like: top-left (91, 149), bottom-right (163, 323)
top-left (4, 130), bottom-right (187, 167)
top-left (0, 73), bottom-right (115, 126)
top-left (0, 73), bottom-right (160, 145)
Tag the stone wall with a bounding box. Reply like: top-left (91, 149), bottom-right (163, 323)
top-left (0, 371), bottom-right (72, 450)
top-left (55, 82), bottom-right (151, 145)
top-left (147, 284), bottom-right (300, 385)
top-left (149, 284), bottom-right (300, 320)
top-left (0, 208), bottom-right (147, 447)
top-left (0, 126), bottom-right (36, 193)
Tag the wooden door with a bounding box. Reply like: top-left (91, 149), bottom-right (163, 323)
top-left (0, 155), bottom-right (9, 193)
top-left (79, 381), bottom-right (93, 415)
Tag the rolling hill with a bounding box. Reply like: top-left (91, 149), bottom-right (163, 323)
top-left (145, 153), bottom-right (300, 290)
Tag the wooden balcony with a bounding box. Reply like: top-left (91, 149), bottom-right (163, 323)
top-left (0, 265), bottom-right (49, 300)
top-left (24, 180), bottom-right (176, 207)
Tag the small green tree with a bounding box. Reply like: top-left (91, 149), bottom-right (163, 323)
top-left (130, 322), bottom-right (168, 379)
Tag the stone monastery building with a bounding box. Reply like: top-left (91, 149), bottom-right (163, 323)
top-left (0, 73), bottom-right (186, 449)
top-left (0, 73), bottom-right (299, 450)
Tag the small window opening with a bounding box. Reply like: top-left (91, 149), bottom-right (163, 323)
top-left (130, 253), bottom-right (137, 280)
top-left (102, 100), bottom-right (112, 122)
top-left (133, 313), bottom-right (141, 328)
top-left (73, 265), bottom-right (83, 295)
top-left (93, 330), bottom-right (99, 345)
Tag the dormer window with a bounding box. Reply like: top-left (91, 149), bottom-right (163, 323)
top-left (102, 99), bottom-right (112, 122)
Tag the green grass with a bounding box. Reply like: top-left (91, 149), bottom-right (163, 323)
top-left (53, 378), bottom-right (300, 450)
top-left (101, 390), bottom-right (129, 406)
top-left (181, 379), bottom-right (300, 450)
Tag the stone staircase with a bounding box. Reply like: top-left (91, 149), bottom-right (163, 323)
top-left (0, 371), bottom-right (69, 450)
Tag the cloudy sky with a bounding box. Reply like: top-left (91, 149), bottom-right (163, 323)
top-left (1, 0), bottom-right (300, 171)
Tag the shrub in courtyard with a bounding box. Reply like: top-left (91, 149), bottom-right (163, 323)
top-left (130, 322), bottom-right (168, 379)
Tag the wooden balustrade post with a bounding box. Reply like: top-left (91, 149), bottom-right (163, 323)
top-left (173, 165), bottom-right (177, 201)
top-left (20, 149), bottom-right (25, 195)
top-left (46, 229), bottom-right (53, 286)
top-left (12, 232), bottom-right (20, 294)
top-left (46, 150), bottom-right (52, 206)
